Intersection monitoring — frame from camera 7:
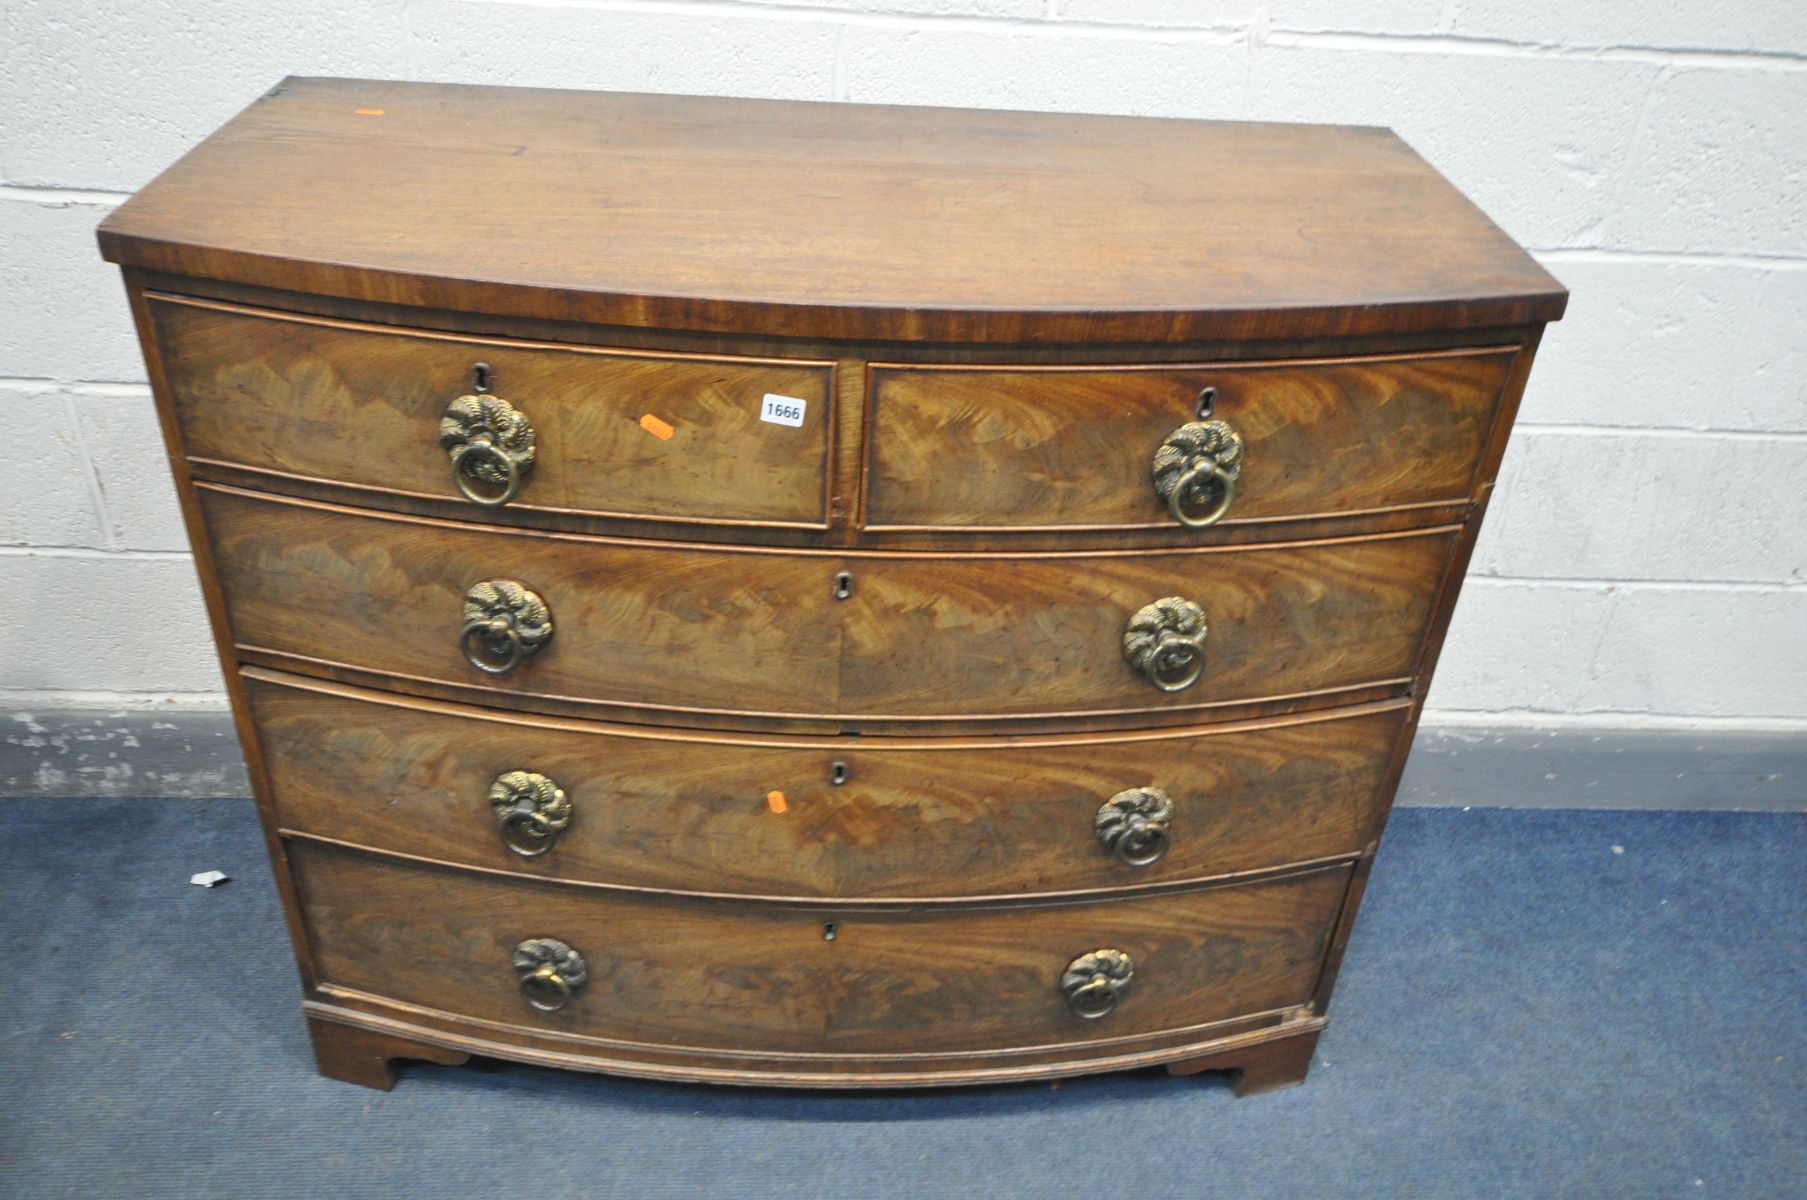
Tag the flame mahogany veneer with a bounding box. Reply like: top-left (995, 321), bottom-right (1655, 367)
top-left (102, 78), bottom-right (1563, 1095)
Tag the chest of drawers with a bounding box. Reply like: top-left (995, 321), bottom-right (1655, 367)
top-left (100, 77), bottom-right (1565, 1095)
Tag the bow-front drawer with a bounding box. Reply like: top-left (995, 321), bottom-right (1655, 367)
top-left (248, 670), bottom-right (1405, 899)
top-left (289, 840), bottom-right (1348, 1060)
top-left (863, 349), bottom-right (1517, 532)
top-left (148, 294), bottom-right (836, 528)
top-left (198, 486), bottom-right (1455, 728)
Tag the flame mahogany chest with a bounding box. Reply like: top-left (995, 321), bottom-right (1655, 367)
top-left (101, 77), bottom-right (1564, 1094)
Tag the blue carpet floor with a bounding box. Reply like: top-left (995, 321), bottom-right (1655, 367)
top-left (0, 799), bottom-right (1801, 1199)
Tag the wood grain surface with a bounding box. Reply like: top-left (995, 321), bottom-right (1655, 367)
top-left (836, 532), bottom-right (1454, 720)
top-left (306, 1015), bottom-right (470, 1091)
top-left (198, 485), bottom-right (1454, 725)
top-left (248, 669), bottom-right (1405, 899)
top-left (151, 294), bottom-right (835, 528)
top-left (289, 840), bottom-right (1349, 1056)
top-left (1166, 1026), bottom-right (1321, 1094)
top-left (300, 995), bottom-right (1323, 1087)
top-left (102, 79), bottom-right (1563, 1092)
top-left (864, 348), bottom-right (1516, 529)
top-left (98, 78), bottom-right (1566, 344)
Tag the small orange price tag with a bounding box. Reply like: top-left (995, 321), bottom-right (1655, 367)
top-left (639, 413), bottom-right (675, 441)
top-left (353, 108), bottom-right (385, 116)
top-left (765, 790), bottom-right (789, 814)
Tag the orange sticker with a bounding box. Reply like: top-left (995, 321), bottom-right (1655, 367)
top-left (639, 413), bottom-right (675, 441)
top-left (765, 790), bottom-right (789, 814)
top-left (353, 108), bottom-right (385, 116)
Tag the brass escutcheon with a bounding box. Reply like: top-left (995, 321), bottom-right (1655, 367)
top-left (1151, 417), bottom-right (1244, 528)
top-left (1094, 786), bottom-right (1174, 867)
top-left (1122, 597), bottom-right (1208, 692)
top-left (513, 937), bottom-right (588, 1012)
top-left (1061, 948), bottom-right (1135, 1019)
top-left (460, 580), bottom-right (553, 675)
top-left (440, 393), bottom-right (536, 506)
top-left (489, 770), bottom-right (572, 858)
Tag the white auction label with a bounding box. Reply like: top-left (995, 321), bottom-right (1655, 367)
top-left (760, 393), bottom-right (807, 428)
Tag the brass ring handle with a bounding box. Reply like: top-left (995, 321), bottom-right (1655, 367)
top-left (440, 394), bottom-right (536, 507)
top-left (521, 966), bottom-right (571, 1011)
top-left (1152, 418), bottom-right (1245, 528)
top-left (1067, 978), bottom-right (1119, 1018)
top-left (460, 618), bottom-right (522, 674)
top-left (1149, 630), bottom-right (1207, 692)
top-left (501, 810), bottom-right (555, 855)
top-left (1095, 787), bottom-right (1173, 867)
top-left (513, 937), bottom-right (587, 1012)
top-left (460, 580), bottom-right (553, 675)
top-left (490, 770), bottom-right (572, 858)
top-left (1123, 598), bottom-right (1208, 693)
top-left (449, 438), bottom-right (523, 507)
top-left (1165, 458), bottom-right (1237, 528)
top-left (1061, 948), bottom-right (1134, 1019)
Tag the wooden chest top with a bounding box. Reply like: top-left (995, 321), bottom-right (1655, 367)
top-left (98, 76), bottom-right (1565, 344)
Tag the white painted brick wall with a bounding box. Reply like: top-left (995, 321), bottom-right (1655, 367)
top-left (409, 2), bottom-right (841, 96)
top-left (0, 552), bottom-right (220, 697)
top-left (0, 196), bottom-right (146, 382)
top-left (1, 0), bottom-right (1802, 729)
top-left (1449, 1), bottom-right (1807, 58)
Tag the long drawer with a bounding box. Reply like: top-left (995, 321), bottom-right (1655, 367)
top-left (200, 485), bottom-right (1455, 726)
top-left (290, 841), bottom-right (1349, 1057)
top-left (149, 294), bottom-right (837, 529)
top-left (249, 669), bottom-right (1405, 899)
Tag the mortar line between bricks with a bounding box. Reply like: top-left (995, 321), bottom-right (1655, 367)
top-left (0, 379), bottom-right (151, 394)
top-left (1464, 575), bottom-right (1802, 594)
top-left (1419, 708), bottom-right (1807, 732)
top-left (451, 0), bottom-right (1807, 70)
top-left (0, 545), bottom-right (193, 561)
top-left (445, 0), bottom-right (1248, 42)
top-left (0, 689), bottom-right (230, 711)
top-left (1531, 248), bottom-right (1807, 271)
top-left (1263, 29), bottom-right (1807, 70)
top-left (509, 0), bottom-right (1807, 69)
top-left (0, 183), bottom-right (127, 205)
top-left (1511, 424), bottom-right (1807, 442)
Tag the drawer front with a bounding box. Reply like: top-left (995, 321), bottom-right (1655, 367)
top-left (290, 842), bottom-right (1348, 1056)
top-left (202, 486), bottom-right (1454, 722)
top-left (864, 349), bottom-right (1515, 530)
top-left (150, 295), bottom-right (836, 527)
top-left (249, 671), bottom-right (1405, 898)
top-left (202, 486), bottom-right (839, 717)
top-left (838, 536), bottom-right (1450, 718)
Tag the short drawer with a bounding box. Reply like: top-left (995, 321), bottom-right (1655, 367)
top-left (863, 349), bottom-right (1516, 531)
top-left (149, 294), bottom-right (835, 528)
top-left (201, 486), bottom-right (1454, 726)
top-left (249, 670), bottom-right (1405, 898)
top-left (289, 842), bottom-right (1348, 1056)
